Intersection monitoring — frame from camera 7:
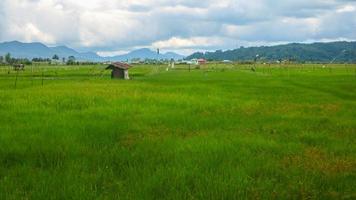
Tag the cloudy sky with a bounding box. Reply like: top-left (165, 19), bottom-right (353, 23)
top-left (0, 0), bottom-right (355, 55)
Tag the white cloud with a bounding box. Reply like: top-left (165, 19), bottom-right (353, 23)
top-left (337, 5), bottom-right (356, 13)
top-left (152, 37), bottom-right (225, 49)
top-left (0, 0), bottom-right (79, 45)
top-left (78, 10), bottom-right (144, 47)
top-left (0, 0), bottom-right (355, 55)
top-left (22, 23), bottom-right (56, 43)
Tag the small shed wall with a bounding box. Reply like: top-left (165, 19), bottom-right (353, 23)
top-left (112, 68), bottom-right (125, 79)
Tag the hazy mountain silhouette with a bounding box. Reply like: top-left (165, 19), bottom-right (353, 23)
top-left (0, 41), bottom-right (184, 61)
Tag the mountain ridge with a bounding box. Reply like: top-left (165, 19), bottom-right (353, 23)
top-left (187, 41), bottom-right (356, 63)
top-left (0, 41), bottom-right (184, 61)
top-left (2, 41), bottom-right (356, 63)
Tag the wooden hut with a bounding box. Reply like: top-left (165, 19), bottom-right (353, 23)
top-left (106, 62), bottom-right (133, 80)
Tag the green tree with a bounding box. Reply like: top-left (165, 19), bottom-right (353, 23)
top-left (68, 56), bottom-right (75, 61)
top-left (5, 53), bottom-right (12, 64)
top-left (0, 56), bottom-right (3, 63)
top-left (52, 54), bottom-right (59, 60)
top-left (67, 56), bottom-right (76, 65)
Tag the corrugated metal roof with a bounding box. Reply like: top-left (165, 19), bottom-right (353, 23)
top-left (106, 62), bottom-right (133, 70)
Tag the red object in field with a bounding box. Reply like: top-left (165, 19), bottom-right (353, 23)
top-left (197, 59), bottom-right (207, 65)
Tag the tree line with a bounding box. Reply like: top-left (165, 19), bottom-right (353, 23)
top-left (0, 53), bottom-right (97, 66)
top-left (186, 41), bottom-right (356, 63)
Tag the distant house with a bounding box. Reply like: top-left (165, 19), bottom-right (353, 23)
top-left (129, 58), bottom-right (142, 64)
top-left (106, 62), bottom-right (133, 80)
top-left (51, 59), bottom-right (64, 65)
top-left (197, 59), bottom-right (207, 65)
top-left (189, 59), bottom-right (199, 65)
top-left (13, 64), bottom-right (25, 71)
top-left (222, 60), bottom-right (233, 63)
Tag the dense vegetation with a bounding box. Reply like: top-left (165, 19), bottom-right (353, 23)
top-left (0, 64), bottom-right (355, 199)
top-left (187, 41), bottom-right (356, 63)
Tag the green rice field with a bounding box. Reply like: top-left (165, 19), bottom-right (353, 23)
top-left (0, 63), bottom-right (355, 199)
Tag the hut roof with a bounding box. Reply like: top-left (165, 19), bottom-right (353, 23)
top-left (106, 62), bottom-right (133, 70)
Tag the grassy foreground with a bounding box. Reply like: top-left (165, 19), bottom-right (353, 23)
top-left (0, 64), bottom-right (355, 199)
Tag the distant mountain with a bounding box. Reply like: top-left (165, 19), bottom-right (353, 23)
top-left (110, 48), bottom-right (184, 61)
top-left (165, 52), bottom-right (184, 60)
top-left (187, 41), bottom-right (356, 63)
top-left (0, 41), bottom-right (52, 58)
top-left (50, 45), bottom-right (78, 55)
top-left (0, 41), bottom-right (184, 62)
top-left (0, 41), bottom-right (102, 61)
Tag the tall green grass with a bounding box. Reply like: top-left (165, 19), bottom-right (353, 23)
top-left (0, 64), bottom-right (355, 199)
